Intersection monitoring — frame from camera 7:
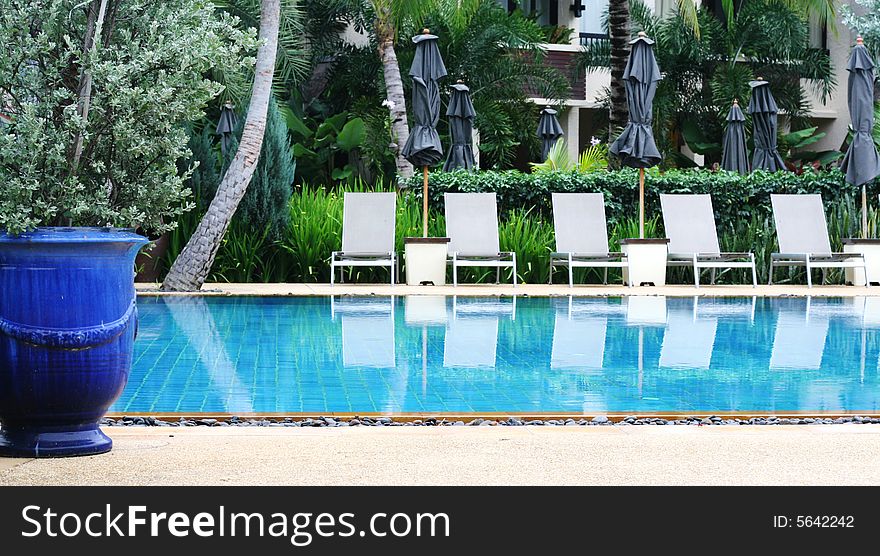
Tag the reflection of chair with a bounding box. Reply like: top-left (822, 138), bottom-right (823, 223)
top-left (551, 297), bottom-right (609, 369)
top-left (331, 192), bottom-right (397, 285)
top-left (443, 297), bottom-right (515, 368)
top-left (331, 296), bottom-right (396, 368)
top-left (659, 298), bottom-right (718, 369)
top-left (769, 298), bottom-right (829, 370)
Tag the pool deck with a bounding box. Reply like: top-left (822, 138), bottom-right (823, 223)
top-left (136, 282), bottom-right (880, 297)
top-left (3, 426), bottom-right (880, 486)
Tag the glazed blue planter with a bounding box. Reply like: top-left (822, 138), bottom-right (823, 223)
top-left (0, 228), bottom-right (148, 457)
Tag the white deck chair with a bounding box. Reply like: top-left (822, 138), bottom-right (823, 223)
top-left (550, 193), bottom-right (629, 287)
top-left (331, 296), bottom-right (396, 368)
top-left (443, 296), bottom-right (515, 368)
top-left (769, 194), bottom-right (866, 287)
top-left (331, 192), bottom-right (397, 285)
top-left (551, 297), bottom-right (608, 369)
top-left (659, 297), bottom-right (718, 369)
top-left (769, 297), bottom-right (829, 370)
top-left (444, 193), bottom-right (516, 286)
top-left (660, 194), bottom-right (757, 287)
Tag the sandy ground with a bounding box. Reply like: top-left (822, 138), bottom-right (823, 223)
top-left (3, 425), bottom-right (880, 486)
top-left (135, 283), bottom-right (880, 297)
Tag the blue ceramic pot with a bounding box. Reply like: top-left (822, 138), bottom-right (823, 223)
top-left (0, 228), bottom-right (148, 457)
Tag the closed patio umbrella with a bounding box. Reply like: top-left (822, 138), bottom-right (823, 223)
top-left (443, 81), bottom-right (476, 172)
top-left (747, 78), bottom-right (786, 172)
top-left (840, 37), bottom-right (880, 238)
top-left (216, 101), bottom-right (237, 156)
top-left (402, 29), bottom-right (447, 237)
top-left (537, 107), bottom-right (564, 161)
top-left (609, 31), bottom-right (662, 238)
top-left (721, 99), bottom-right (749, 173)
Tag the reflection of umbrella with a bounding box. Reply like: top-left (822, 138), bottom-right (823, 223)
top-left (609, 31), bottom-right (662, 238)
top-left (443, 81), bottom-right (476, 172)
top-left (402, 29), bottom-right (447, 237)
top-left (840, 37), bottom-right (880, 238)
top-left (721, 99), bottom-right (749, 173)
top-left (216, 101), bottom-right (238, 156)
top-left (747, 78), bottom-right (786, 172)
top-left (537, 107), bottom-right (563, 160)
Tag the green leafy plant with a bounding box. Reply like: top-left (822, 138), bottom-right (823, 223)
top-left (531, 139), bottom-right (609, 173)
top-left (286, 110), bottom-right (367, 184)
top-left (0, 0), bottom-right (256, 235)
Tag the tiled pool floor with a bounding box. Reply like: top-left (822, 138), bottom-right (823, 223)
top-left (114, 295), bottom-right (880, 415)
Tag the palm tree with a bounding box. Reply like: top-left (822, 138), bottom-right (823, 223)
top-left (162, 0), bottom-right (281, 291)
top-left (369, 0), bottom-right (482, 180)
top-left (608, 0), bottom-right (630, 134)
top-left (604, 0), bottom-right (835, 139)
top-left (581, 0), bottom-right (835, 166)
top-left (429, 0), bottom-right (569, 166)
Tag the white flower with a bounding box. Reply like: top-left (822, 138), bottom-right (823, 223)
top-left (382, 99), bottom-right (396, 110)
top-left (590, 136), bottom-right (601, 147)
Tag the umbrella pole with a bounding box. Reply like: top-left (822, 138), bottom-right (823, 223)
top-left (423, 166), bottom-right (429, 238)
top-left (639, 167), bottom-right (645, 239)
top-left (862, 184), bottom-right (869, 239)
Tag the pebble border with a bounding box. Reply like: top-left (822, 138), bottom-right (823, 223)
top-left (100, 415), bottom-right (880, 427)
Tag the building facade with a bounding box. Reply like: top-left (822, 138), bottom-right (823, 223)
top-left (508, 0), bottom-right (856, 164)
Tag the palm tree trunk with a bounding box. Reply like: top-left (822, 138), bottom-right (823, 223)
top-left (161, 0), bottom-right (281, 292)
top-left (376, 11), bottom-right (413, 180)
top-left (608, 0), bottom-right (630, 135)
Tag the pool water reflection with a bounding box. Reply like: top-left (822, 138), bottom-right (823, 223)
top-left (115, 296), bottom-right (880, 414)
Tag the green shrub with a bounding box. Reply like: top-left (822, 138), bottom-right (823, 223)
top-left (403, 168), bottom-right (867, 234)
top-left (216, 99), bottom-right (295, 241)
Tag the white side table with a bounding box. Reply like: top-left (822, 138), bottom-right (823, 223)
top-left (620, 238), bottom-right (670, 287)
top-left (843, 238), bottom-right (880, 286)
top-left (404, 237), bottom-right (450, 286)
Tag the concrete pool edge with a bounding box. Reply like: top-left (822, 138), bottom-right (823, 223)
top-left (135, 283), bottom-right (880, 297)
top-left (103, 412), bottom-right (880, 423)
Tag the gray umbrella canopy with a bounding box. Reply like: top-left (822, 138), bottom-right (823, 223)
top-left (537, 107), bottom-right (563, 160)
top-left (443, 82), bottom-right (477, 171)
top-left (840, 39), bottom-right (880, 187)
top-left (609, 33), bottom-right (662, 168)
top-left (747, 79), bottom-right (786, 172)
top-left (216, 101), bottom-right (238, 156)
top-left (721, 100), bottom-right (749, 173)
top-left (401, 32), bottom-right (447, 168)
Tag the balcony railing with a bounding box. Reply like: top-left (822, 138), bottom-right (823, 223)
top-left (578, 32), bottom-right (609, 49)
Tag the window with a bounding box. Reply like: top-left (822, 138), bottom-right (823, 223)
top-left (578, 0), bottom-right (608, 36)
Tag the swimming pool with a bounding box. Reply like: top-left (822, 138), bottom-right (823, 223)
top-left (113, 295), bottom-right (880, 415)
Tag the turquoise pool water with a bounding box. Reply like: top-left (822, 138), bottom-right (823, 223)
top-left (113, 296), bottom-right (880, 414)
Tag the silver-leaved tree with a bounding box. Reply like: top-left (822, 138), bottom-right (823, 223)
top-left (0, 0), bottom-right (256, 235)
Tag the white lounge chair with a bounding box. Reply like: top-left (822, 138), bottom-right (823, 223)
top-left (550, 192), bottom-right (629, 287)
top-left (331, 296), bottom-right (396, 368)
top-left (443, 296), bottom-right (515, 368)
top-left (331, 192), bottom-right (397, 285)
top-left (769, 194), bottom-right (867, 287)
top-left (659, 193), bottom-right (757, 287)
top-left (444, 193), bottom-right (516, 286)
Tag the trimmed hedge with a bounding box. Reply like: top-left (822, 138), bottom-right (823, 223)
top-left (405, 168), bottom-right (866, 232)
